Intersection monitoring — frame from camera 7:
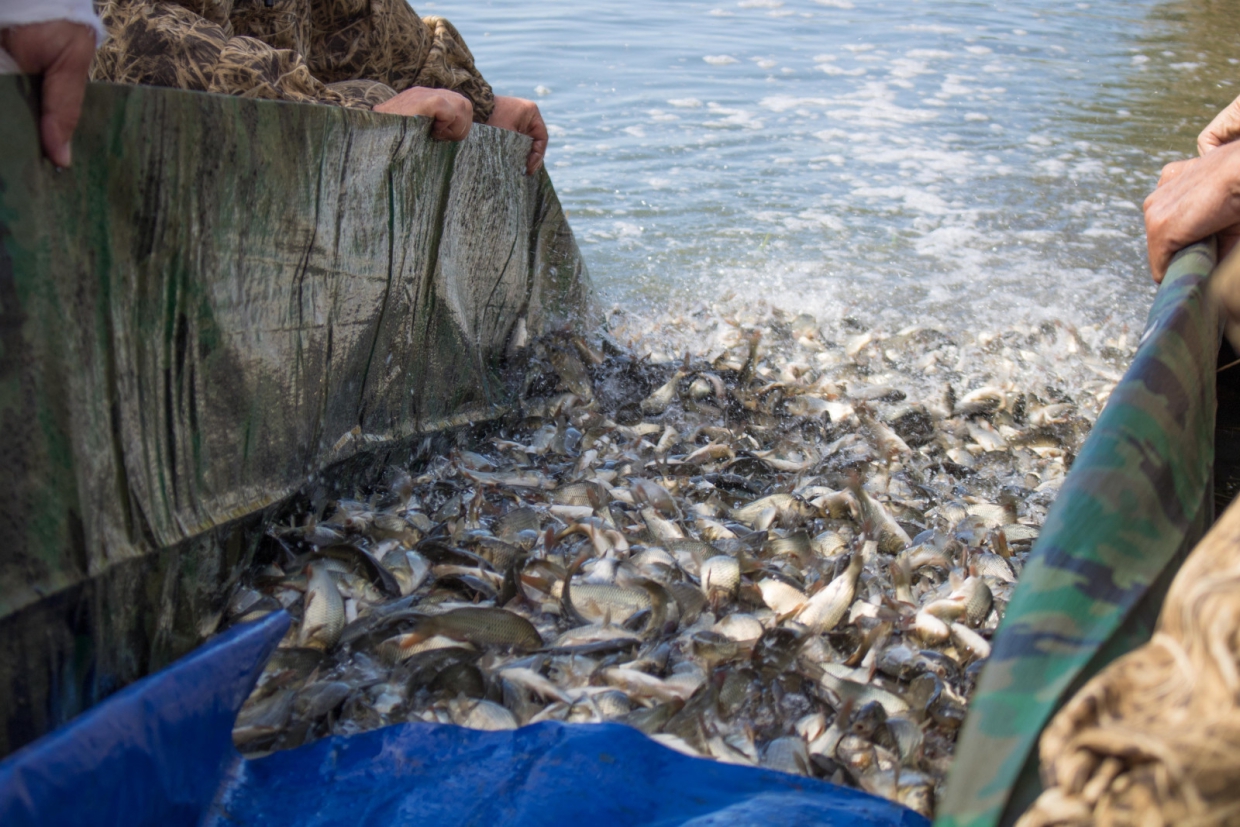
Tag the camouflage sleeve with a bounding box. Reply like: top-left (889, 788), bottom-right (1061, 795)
top-left (91, 1), bottom-right (391, 109)
top-left (415, 15), bottom-right (494, 123)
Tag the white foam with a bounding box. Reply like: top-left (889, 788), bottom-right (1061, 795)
top-left (702, 104), bottom-right (765, 129)
top-left (760, 95), bottom-right (831, 112)
top-left (896, 24), bottom-right (960, 33)
top-left (704, 55), bottom-right (740, 66)
top-left (852, 185), bottom-right (950, 216)
top-left (888, 58), bottom-right (931, 81)
top-left (668, 98), bottom-right (704, 108)
top-left (1081, 226), bottom-right (1129, 238)
top-left (816, 64), bottom-right (867, 77)
top-left (813, 128), bottom-right (849, 142)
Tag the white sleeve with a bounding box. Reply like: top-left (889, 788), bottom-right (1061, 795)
top-left (0, 0), bottom-right (107, 46)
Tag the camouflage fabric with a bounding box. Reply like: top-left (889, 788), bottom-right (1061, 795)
top-left (91, 0), bottom-right (494, 119)
top-left (935, 240), bottom-right (1222, 827)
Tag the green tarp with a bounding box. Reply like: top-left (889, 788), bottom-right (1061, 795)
top-left (0, 75), bottom-right (591, 757)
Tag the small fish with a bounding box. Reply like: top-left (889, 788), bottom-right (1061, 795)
top-left (949, 622), bottom-right (991, 660)
top-left (955, 386), bottom-right (1005, 417)
top-left (641, 506), bottom-right (685, 542)
top-left (909, 610), bottom-right (951, 645)
top-left (798, 552), bottom-right (863, 633)
top-left (757, 577), bottom-right (808, 618)
top-left (700, 555), bottom-right (741, 610)
top-left (711, 613), bottom-right (766, 644)
top-left (459, 699), bottom-right (519, 731)
top-left (299, 563), bottom-right (346, 650)
top-left (412, 607), bottom-right (542, 651)
top-left (950, 575), bottom-right (994, 626)
top-left (857, 405), bottom-right (912, 460)
top-left (819, 665), bottom-right (909, 716)
top-left (853, 487), bottom-right (911, 554)
top-left (678, 442), bottom-right (735, 466)
top-left (731, 493), bottom-right (817, 526)
top-left (458, 467), bottom-right (555, 489)
top-left (601, 667), bottom-right (695, 703)
top-left (497, 667), bottom-right (572, 703)
top-left (551, 481), bottom-right (608, 508)
top-left (641, 370), bottom-right (686, 414)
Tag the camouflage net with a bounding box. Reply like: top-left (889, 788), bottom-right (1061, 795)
top-left (1017, 497), bottom-right (1240, 827)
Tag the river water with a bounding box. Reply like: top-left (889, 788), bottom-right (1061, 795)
top-left (439, 0), bottom-right (1240, 336)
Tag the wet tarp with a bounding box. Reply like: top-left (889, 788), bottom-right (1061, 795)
top-left (0, 74), bottom-right (590, 758)
top-left (0, 611), bottom-right (928, 827)
top-left (937, 241), bottom-right (1223, 827)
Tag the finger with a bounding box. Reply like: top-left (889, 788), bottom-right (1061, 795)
top-left (1156, 159), bottom-right (1190, 188)
top-left (1149, 241), bottom-right (1170, 284)
top-left (429, 95), bottom-right (471, 141)
top-left (1199, 98), bottom-right (1240, 155)
top-left (525, 112), bottom-right (548, 175)
top-left (40, 45), bottom-right (92, 167)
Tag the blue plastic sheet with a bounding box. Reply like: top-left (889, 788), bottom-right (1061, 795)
top-left (1, 613), bottom-right (928, 827)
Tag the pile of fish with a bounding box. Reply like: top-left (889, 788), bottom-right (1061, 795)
top-left (223, 300), bottom-right (1131, 817)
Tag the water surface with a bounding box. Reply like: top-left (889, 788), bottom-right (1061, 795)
top-left (437, 0), bottom-right (1240, 333)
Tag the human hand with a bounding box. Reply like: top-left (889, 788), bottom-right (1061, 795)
top-left (1199, 94), bottom-right (1240, 156)
top-left (374, 86), bottom-right (473, 141)
top-left (486, 96), bottom-right (548, 175)
top-left (1, 21), bottom-right (97, 168)
top-left (1143, 141), bottom-right (1240, 283)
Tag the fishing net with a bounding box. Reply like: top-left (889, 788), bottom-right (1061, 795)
top-left (1017, 497), bottom-right (1240, 827)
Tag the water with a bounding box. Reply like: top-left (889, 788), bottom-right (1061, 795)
top-left (437, 0), bottom-right (1240, 334)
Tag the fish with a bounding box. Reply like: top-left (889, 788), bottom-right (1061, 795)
top-left (227, 303), bottom-right (1109, 811)
top-left (819, 665), bottom-right (910, 716)
top-left (700, 555), bottom-right (741, 609)
top-left (299, 563), bottom-right (346, 650)
top-left (731, 493), bottom-right (817, 526)
top-left (408, 607), bottom-right (542, 651)
top-left (641, 370), bottom-right (686, 414)
top-left (757, 577), bottom-right (808, 618)
top-left (798, 551), bottom-right (863, 633)
top-left (854, 488), bottom-right (912, 554)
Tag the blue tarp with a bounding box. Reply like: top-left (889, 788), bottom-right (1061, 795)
top-left (0, 612), bottom-right (928, 827)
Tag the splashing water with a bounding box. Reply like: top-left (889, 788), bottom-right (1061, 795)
top-left (443, 0), bottom-right (1239, 336)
